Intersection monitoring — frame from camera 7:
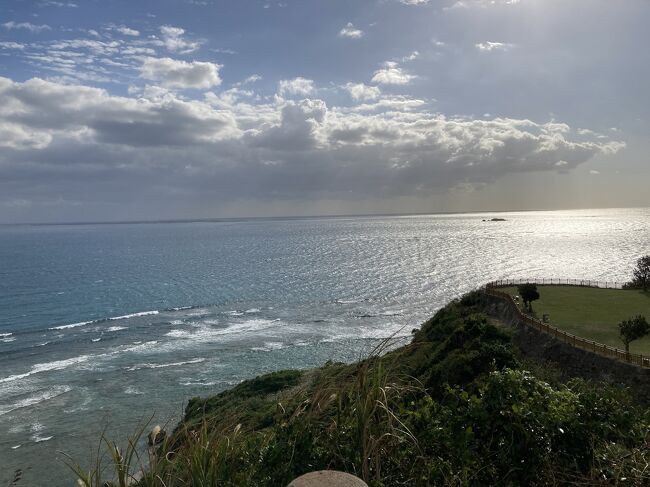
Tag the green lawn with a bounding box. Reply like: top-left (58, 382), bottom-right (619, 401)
top-left (502, 285), bottom-right (650, 355)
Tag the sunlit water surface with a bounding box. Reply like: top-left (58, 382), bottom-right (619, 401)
top-left (1, 208), bottom-right (649, 485)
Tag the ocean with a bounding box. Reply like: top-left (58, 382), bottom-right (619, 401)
top-left (1, 208), bottom-right (649, 485)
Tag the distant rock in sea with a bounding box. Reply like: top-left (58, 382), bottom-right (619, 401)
top-left (482, 217), bottom-right (507, 222)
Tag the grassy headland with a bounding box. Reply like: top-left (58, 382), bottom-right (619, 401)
top-left (72, 292), bottom-right (650, 486)
top-left (502, 285), bottom-right (650, 354)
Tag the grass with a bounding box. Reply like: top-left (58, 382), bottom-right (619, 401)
top-left (503, 285), bottom-right (650, 354)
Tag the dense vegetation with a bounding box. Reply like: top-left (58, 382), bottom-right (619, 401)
top-left (71, 292), bottom-right (650, 486)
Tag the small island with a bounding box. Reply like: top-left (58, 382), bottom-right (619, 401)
top-left (482, 217), bottom-right (507, 222)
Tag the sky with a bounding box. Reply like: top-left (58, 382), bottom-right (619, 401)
top-left (0, 0), bottom-right (648, 223)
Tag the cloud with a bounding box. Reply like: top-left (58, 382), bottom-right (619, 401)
top-left (399, 0), bottom-right (430, 5)
top-left (0, 77), bottom-right (239, 150)
top-left (338, 23), bottom-right (364, 39)
top-left (38, 1), bottom-right (78, 7)
top-left (447, 0), bottom-right (520, 8)
top-left (401, 51), bottom-right (419, 61)
top-left (343, 83), bottom-right (381, 101)
top-left (371, 61), bottom-right (415, 85)
top-left (251, 99), bottom-right (327, 151)
top-left (475, 41), bottom-right (514, 52)
top-left (114, 26), bottom-right (140, 37)
top-left (140, 57), bottom-right (222, 89)
top-left (242, 74), bottom-right (262, 84)
top-left (0, 42), bottom-right (25, 50)
top-left (2, 21), bottom-right (51, 33)
top-left (158, 25), bottom-right (201, 54)
top-left (342, 94), bottom-right (426, 112)
top-left (278, 77), bottom-right (314, 96)
top-left (0, 76), bottom-right (623, 218)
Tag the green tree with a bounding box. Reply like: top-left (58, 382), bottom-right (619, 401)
top-left (517, 283), bottom-right (540, 312)
top-left (630, 255), bottom-right (650, 291)
top-left (618, 315), bottom-right (650, 353)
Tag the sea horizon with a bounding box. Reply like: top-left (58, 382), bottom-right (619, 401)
top-left (2, 204), bottom-right (648, 227)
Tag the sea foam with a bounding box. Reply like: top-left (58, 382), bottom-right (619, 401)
top-left (126, 357), bottom-right (205, 371)
top-left (47, 310), bottom-right (159, 331)
top-left (0, 385), bottom-right (72, 416)
top-left (0, 355), bottom-right (90, 384)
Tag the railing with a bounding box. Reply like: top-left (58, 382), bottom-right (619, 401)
top-left (486, 278), bottom-right (623, 289)
top-left (483, 281), bottom-right (650, 368)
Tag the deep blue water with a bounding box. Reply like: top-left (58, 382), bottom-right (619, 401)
top-left (1, 209), bottom-right (649, 485)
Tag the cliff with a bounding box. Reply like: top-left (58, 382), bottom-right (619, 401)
top-left (74, 291), bottom-right (650, 486)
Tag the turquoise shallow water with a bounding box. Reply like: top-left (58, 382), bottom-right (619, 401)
top-left (1, 209), bottom-right (649, 485)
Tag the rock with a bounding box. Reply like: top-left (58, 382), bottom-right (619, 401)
top-left (288, 471), bottom-right (367, 487)
top-left (148, 425), bottom-right (166, 447)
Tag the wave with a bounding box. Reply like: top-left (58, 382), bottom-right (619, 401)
top-left (126, 357), bottom-right (205, 371)
top-left (121, 340), bottom-right (158, 353)
top-left (180, 380), bottom-right (217, 387)
top-left (0, 385), bottom-right (72, 416)
top-left (33, 435), bottom-right (53, 443)
top-left (0, 332), bottom-right (12, 338)
top-left (251, 341), bottom-right (285, 352)
top-left (47, 310), bottom-right (159, 331)
top-left (165, 319), bottom-right (281, 342)
top-left (0, 355), bottom-right (90, 384)
top-left (48, 321), bottom-right (93, 331)
top-left (106, 326), bottom-right (128, 332)
top-left (108, 310), bottom-right (159, 321)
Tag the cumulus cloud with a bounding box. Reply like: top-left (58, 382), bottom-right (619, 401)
top-left (338, 23), bottom-right (364, 39)
top-left (140, 57), bottom-right (222, 89)
top-left (475, 41), bottom-right (514, 52)
top-left (343, 83), bottom-right (381, 101)
top-left (278, 77), bottom-right (314, 96)
top-left (114, 26), bottom-right (140, 36)
top-left (0, 77), bottom-right (238, 150)
top-left (2, 21), bottom-right (51, 33)
top-left (371, 61), bottom-right (415, 85)
top-left (0, 76), bottom-right (623, 217)
top-left (0, 42), bottom-right (25, 50)
top-left (399, 0), bottom-right (430, 5)
top-left (159, 25), bottom-right (201, 54)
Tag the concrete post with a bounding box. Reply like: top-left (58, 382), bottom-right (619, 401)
top-left (288, 471), bottom-right (368, 487)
